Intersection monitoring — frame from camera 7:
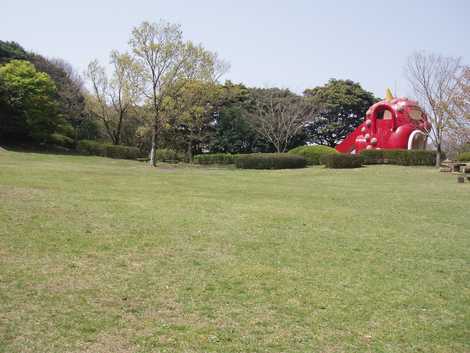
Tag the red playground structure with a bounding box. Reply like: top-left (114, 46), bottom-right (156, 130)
top-left (335, 90), bottom-right (431, 154)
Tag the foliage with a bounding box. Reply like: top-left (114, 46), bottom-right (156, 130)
top-left (155, 148), bottom-right (185, 163)
top-left (304, 79), bottom-right (378, 147)
top-left (247, 88), bottom-right (311, 152)
top-left (320, 153), bottom-right (363, 168)
top-left (193, 153), bottom-right (237, 165)
top-left (235, 153), bottom-right (307, 169)
top-left (76, 139), bottom-right (107, 156)
top-left (0, 40), bottom-right (28, 64)
top-left (457, 152), bottom-right (470, 161)
top-left (163, 80), bottom-right (224, 161)
top-left (86, 52), bottom-right (142, 145)
top-left (360, 149), bottom-right (439, 166)
top-left (208, 82), bottom-right (278, 154)
top-left (29, 55), bottom-right (86, 141)
top-left (104, 144), bottom-right (141, 159)
top-left (47, 133), bottom-right (75, 149)
top-left (0, 60), bottom-right (62, 142)
top-left (129, 20), bottom-right (227, 166)
top-left (288, 145), bottom-right (338, 165)
top-left (77, 139), bottom-right (140, 159)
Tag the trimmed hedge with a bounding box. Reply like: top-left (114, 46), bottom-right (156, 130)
top-left (77, 140), bottom-right (140, 160)
top-left (360, 149), bottom-right (438, 166)
top-left (47, 133), bottom-right (75, 149)
top-left (320, 154), bottom-right (363, 168)
top-left (193, 153), bottom-right (237, 165)
top-left (105, 145), bottom-right (141, 160)
top-left (457, 152), bottom-right (470, 162)
top-left (288, 145), bottom-right (338, 165)
top-left (235, 153), bottom-right (307, 169)
top-left (156, 149), bottom-right (185, 163)
top-left (77, 140), bottom-right (106, 156)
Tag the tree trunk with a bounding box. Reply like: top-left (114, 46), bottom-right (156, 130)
top-left (436, 143), bottom-right (442, 168)
top-left (187, 141), bottom-right (193, 163)
top-left (149, 123), bottom-right (158, 167)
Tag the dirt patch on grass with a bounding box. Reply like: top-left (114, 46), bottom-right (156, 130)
top-left (0, 186), bottom-right (46, 202)
top-left (72, 333), bottom-right (137, 353)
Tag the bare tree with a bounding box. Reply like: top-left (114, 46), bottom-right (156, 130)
top-left (86, 51), bottom-right (142, 145)
top-left (405, 51), bottom-right (465, 165)
top-left (248, 88), bottom-right (313, 153)
top-left (129, 21), bottom-right (228, 166)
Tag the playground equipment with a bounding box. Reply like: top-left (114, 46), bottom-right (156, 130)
top-left (335, 90), bottom-right (431, 154)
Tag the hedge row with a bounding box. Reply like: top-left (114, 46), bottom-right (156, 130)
top-left (457, 152), bottom-right (470, 162)
top-left (288, 145), bottom-right (338, 165)
top-left (47, 133), bottom-right (75, 149)
top-left (156, 149), bottom-right (185, 163)
top-left (360, 149), bottom-right (439, 166)
top-left (77, 140), bottom-right (141, 160)
top-left (320, 154), bottom-right (363, 168)
top-left (235, 153), bottom-right (307, 169)
top-left (193, 153), bottom-right (237, 165)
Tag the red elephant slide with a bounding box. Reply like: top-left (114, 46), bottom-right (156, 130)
top-left (336, 92), bottom-right (431, 154)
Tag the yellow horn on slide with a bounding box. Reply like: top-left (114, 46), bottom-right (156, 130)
top-left (385, 88), bottom-right (394, 102)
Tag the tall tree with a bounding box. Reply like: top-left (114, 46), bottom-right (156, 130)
top-left (210, 82), bottom-right (274, 153)
top-left (0, 60), bottom-right (61, 142)
top-left (0, 40), bottom-right (28, 64)
top-left (247, 88), bottom-right (312, 153)
top-left (86, 51), bottom-right (142, 145)
top-left (164, 80), bottom-right (223, 161)
top-left (405, 51), bottom-right (465, 166)
top-left (303, 79), bottom-right (377, 147)
top-left (30, 55), bottom-right (87, 143)
top-left (129, 20), bottom-right (228, 166)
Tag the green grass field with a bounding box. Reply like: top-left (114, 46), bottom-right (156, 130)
top-left (0, 151), bottom-right (469, 353)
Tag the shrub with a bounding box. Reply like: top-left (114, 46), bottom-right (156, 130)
top-left (288, 145), bottom-right (338, 165)
top-left (320, 154), bottom-right (363, 168)
top-left (105, 145), bottom-right (141, 160)
top-left (156, 149), bottom-right (184, 163)
top-left (360, 149), bottom-right (438, 166)
top-left (457, 152), bottom-right (470, 162)
top-left (47, 133), bottom-right (75, 149)
top-left (235, 153), bottom-right (307, 169)
top-left (77, 140), bottom-right (140, 160)
top-left (461, 144), bottom-right (470, 153)
top-left (77, 140), bottom-right (106, 156)
top-left (193, 153), bottom-right (237, 165)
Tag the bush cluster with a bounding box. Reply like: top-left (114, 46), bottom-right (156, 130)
top-left (360, 149), bottom-right (438, 166)
top-left (193, 153), bottom-right (237, 165)
top-left (320, 153), bottom-right (363, 168)
top-left (235, 153), bottom-right (307, 169)
top-left (457, 152), bottom-right (470, 162)
top-left (47, 133), bottom-right (75, 149)
top-left (288, 145), bottom-right (338, 165)
top-left (77, 140), bottom-right (141, 160)
top-left (156, 149), bottom-right (185, 163)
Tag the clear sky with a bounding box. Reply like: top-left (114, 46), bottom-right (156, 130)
top-left (2, 0), bottom-right (469, 97)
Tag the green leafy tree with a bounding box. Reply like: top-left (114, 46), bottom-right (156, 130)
top-left (129, 20), bottom-right (228, 166)
top-left (0, 40), bottom-right (28, 64)
top-left (0, 60), bottom-right (62, 142)
top-left (303, 79), bottom-right (378, 147)
top-left (29, 55), bottom-right (87, 143)
top-left (209, 82), bottom-right (274, 153)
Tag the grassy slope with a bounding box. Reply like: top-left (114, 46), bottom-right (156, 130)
top-left (0, 151), bottom-right (469, 353)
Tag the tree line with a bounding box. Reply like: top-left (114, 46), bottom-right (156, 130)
top-left (1, 20), bottom-right (468, 164)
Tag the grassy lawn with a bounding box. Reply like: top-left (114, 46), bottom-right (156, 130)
top-left (0, 151), bottom-right (469, 353)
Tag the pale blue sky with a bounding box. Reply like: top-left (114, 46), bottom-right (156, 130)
top-left (2, 0), bottom-right (469, 97)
